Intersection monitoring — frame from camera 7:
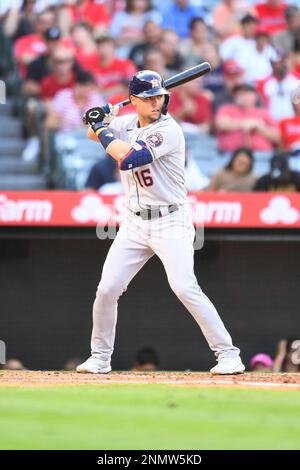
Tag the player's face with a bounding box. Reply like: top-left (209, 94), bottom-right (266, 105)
top-left (131, 95), bottom-right (165, 126)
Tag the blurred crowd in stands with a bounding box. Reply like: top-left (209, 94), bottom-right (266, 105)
top-left (1, 0), bottom-right (300, 191)
top-left (1, 338), bottom-right (299, 371)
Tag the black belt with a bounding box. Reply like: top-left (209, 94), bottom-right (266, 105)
top-left (135, 204), bottom-right (179, 220)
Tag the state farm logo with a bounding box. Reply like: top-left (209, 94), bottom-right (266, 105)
top-left (71, 194), bottom-right (126, 223)
top-left (260, 196), bottom-right (299, 225)
top-left (0, 194), bottom-right (52, 222)
top-left (188, 196), bottom-right (242, 224)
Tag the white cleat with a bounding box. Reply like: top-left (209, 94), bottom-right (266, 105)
top-left (76, 356), bottom-right (112, 374)
top-left (210, 356), bottom-right (245, 375)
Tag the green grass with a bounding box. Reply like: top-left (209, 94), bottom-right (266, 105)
top-left (0, 385), bottom-right (299, 449)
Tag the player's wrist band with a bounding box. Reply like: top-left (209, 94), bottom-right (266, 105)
top-left (92, 123), bottom-right (115, 150)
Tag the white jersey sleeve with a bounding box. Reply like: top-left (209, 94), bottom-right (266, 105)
top-left (142, 123), bottom-right (182, 161)
top-left (107, 114), bottom-right (137, 140)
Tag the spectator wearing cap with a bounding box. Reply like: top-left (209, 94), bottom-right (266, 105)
top-left (178, 17), bottom-right (213, 69)
top-left (89, 35), bottom-right (137, 99)
top-left (254, 152), bottom-right (300, 191)
top-left (213, 59), bottom-right (246, 112)
top-left (23, 26), bottom-right (64, 97)
top-left (57, 0), bottom-right (111, 36)
top-left (129, 20), bottom-right (162, 69)
top-left (14, 8), bottom-right (56, 78)
top-left (70, 21), bottom-right (98, 71)
top-left (45, 70), bottom-right (102, 132)
top-left (254, 0), bottom-right (288, 36)
top-left (212, 0), bottom-right (255, 42)
top-left (249, 353), bottom-right (273, 372)
top-left (208, 147), bottom-right (257, 192)
top-left (161, 0), bottom-right (205, 39)
top-left (257, 50), bottom-right (300, 121)
top-left (273, 5), bottom-right (300, 54)
top-left (215, 83), bottom-right (280, 154)
top-left (110, 0), bottom-right (161, 53)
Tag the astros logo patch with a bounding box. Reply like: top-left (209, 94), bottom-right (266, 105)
top-left (150, 79), bottom-right (160, 88)
top-left (146, 132), bottom-right (163, 147)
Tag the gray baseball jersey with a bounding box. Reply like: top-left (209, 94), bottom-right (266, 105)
top-left (86, 114), bottom-right (241, 372)
top-left (108, 113), bottom-right (187, 212)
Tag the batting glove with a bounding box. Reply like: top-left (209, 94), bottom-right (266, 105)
top-left (83, 103), bottom-right (119, 126)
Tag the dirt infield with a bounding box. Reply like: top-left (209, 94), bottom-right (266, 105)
top-left (0, 370), bottom-right (299, 390)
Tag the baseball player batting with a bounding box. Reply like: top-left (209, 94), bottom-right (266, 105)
top-left (77, 69), bottom-right (245, 375)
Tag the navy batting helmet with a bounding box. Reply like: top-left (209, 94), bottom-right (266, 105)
top-left (129, 70), bottom-right (170, 114)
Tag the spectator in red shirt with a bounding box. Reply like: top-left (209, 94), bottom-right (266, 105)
top-left (45, 70), bottom-right (102, 132)
top-left (215, 83), bottom-right (280, 154)
top-left (40, 46), bottom-right (78, 101)
top-left (58, 0), bottom-right (111, 35)
top-left (89, 35), bottom-right (137, 98)
top-left (14, 8), bottom-right (56, 77)
top-left (280, 101), bottom-right (300, 151)
top-left (23, 26), bottom-right (63, 97)
top-left (71, 21), bottom-right (98, 71)
top-left (22, 44), bottom-right (82, 162)
top-left (169, 79), bottom-right (212, 134)
top-left (255, 0), bottom-right (288, 36)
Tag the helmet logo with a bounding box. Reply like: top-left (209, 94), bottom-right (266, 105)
top-left (150, 78), bottom-right (160, 88)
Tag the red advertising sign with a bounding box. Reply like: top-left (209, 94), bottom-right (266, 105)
top-left (0, 191), bottom-right (299, 228)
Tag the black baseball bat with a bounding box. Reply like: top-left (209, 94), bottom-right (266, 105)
top-left (117, 61), bottom-right (212, 108)
top-left (83, 62), bottom-right (212, 124)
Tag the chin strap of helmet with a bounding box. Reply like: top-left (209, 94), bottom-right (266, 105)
top-left (162, 94), bottom-right (170, 115)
